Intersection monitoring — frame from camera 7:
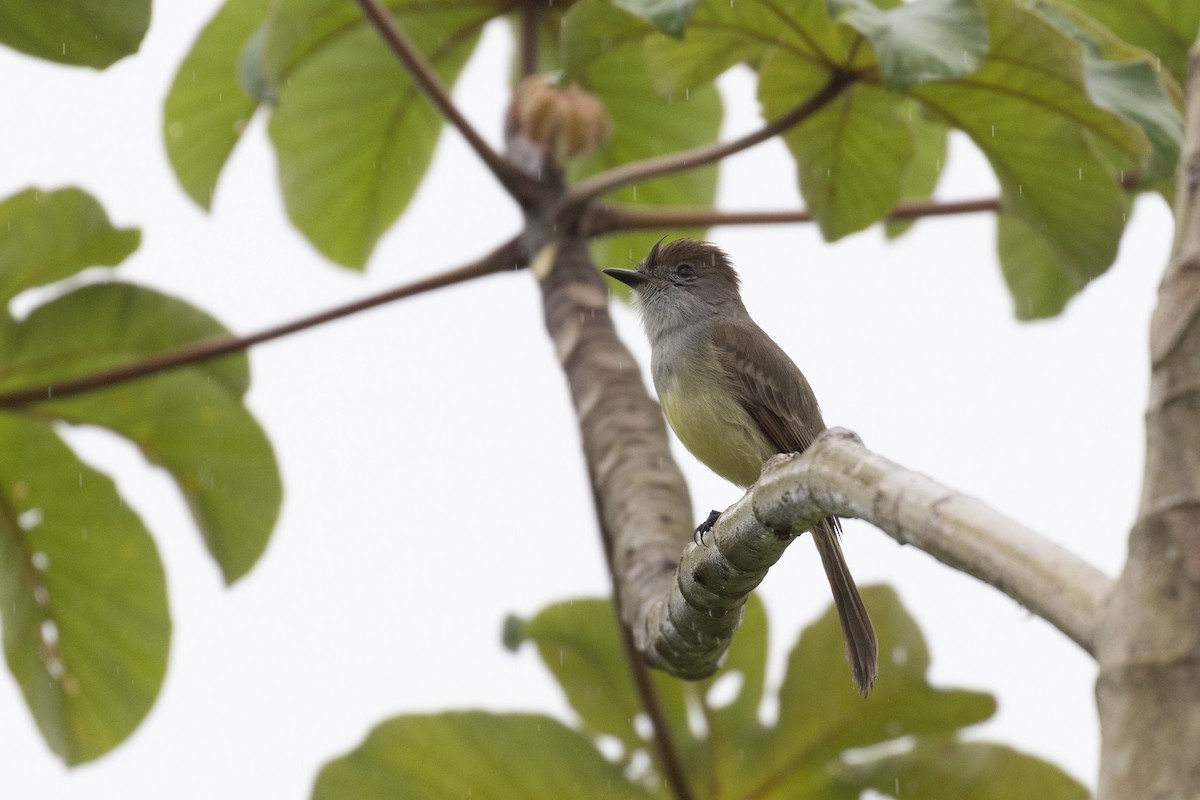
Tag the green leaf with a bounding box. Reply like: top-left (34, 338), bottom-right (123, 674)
top-left (1030, 1), bottom-right (1183, 186)
top-left (845, 738), bottom-right (1089, 799)
top-left (511, 594), bottom-right (769, 793)
top-left (731, 586), bottom-right (997, 797)
top-left (828, 0), bottom-right (988, 89)
top-left (760, 56), bottom-right (914, 240)
top-left (564, 0), bottom-right (722, 273)
top-left (262, 0), bottom-right (499, 268)
top-left (997, 211), bottom-right (1089, 320)
top-left (1052, 0), bottom-right (1199, 85)
top-left (611, 0), bottom-right (696, 37)
top-left (0, 188), bottom-right (139, 307)
top-left (0, 414), bottom-right (169, 764)
top-left (885, 110), bottom-right (947, 238)
top-left (1084, 56), bottom-right (1182, 183)
top-left (514, 598), bottom-right (692, 766)
top-left (643, 0), bottom-right (843, 94)
top-left (0, 0), bottom-right (148, 68)
top-left (313, 712), bottom-right (660, 800)
top-left (0, 283), bottom-right (281, 583)
top-left (909, 0), bottom-right (1146, 318)
top-left (516, 588), bottom-right (1025, 800)
top-left (164, 0), bottom-right (271, 209)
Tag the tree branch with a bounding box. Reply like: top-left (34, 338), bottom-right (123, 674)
top-left (518, 0), bottom-right (538, 80)
top-left (351, 0), bottom-right (538, 200)
top-left (555, 71), bottom-right (856, 228)
top-left (755, 430), bottom-right (1111, 654)
top-left (0, 238), bottom-right (522, 409)
top-left (582, 196), bottom-right (1003, 235)
top-left (637, 429), bottom-right (1112, 681)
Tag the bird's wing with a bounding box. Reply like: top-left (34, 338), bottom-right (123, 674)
top-left (710, 320), bottom-right (826, 456)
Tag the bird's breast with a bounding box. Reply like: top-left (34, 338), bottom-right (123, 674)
top-left (657, 366), bottom-right (774, 489)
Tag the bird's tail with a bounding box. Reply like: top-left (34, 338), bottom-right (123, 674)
top-left (812, 517), bottom-right (877, 695)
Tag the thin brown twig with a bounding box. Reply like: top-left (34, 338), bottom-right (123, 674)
top-left (519, 0), bottom-right (539, 80)
top-left (591, 480), bottom-right (695, 800)
top-left (0, 238), bottom-right (523, 409)
top-left (582, 196), bottom-right (1002, 235)
top-left (617, 617), bottom-right (696, 800)
top-left (555, 70), bottom-right (856, 227)
top-left (351, 0), bottom-right (538, 200)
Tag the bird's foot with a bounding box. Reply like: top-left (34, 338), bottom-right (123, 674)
top-left (694, 510), bottom-right (722, 545)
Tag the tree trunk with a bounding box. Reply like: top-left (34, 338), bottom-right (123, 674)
top-left (1095, 40), bottom-right (1200, 800)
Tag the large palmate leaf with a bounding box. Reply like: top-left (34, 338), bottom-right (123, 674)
top-left (0, 187), bottom-right (281, 761)
top-left (632, 0), bottom-right (1176, 317)
top-left (829, 0), bottom-right (988, 89)
top-left (0, 0), bottom-right (149, 68)
top-left (564, 0), bottom-right (721, 274)
top-left (0, 284), bottom-right (281, 583)
top-left (1051, 0), bottom-right (1199, 85)
top-left (167, 0), bottom-right (507, 268)
top-left (0, 415), bottom-right (168, 764)
top-left (378, 586), bottom-right (1083, 800)
top-left (314, 713), bottom-right (662, 800)
top-left (909, 0), bottom-right (1143, 318)
top-left (261, 0), bottom-right (504, 268)
top-left (760, 57), bottom-right (916, 240)
top-left (644, 0), bottom-right (844, 95)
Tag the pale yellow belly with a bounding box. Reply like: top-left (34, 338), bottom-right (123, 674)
top-left (658, 372), bottom-right (773, 489)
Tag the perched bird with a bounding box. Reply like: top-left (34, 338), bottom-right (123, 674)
top-left (604, 239), bottom-right (877, 694)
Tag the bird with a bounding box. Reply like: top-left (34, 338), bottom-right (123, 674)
top-left (604, 238), bottom-right (877, 694)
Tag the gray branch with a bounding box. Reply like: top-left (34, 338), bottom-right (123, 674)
top-left (635, 429), bottom-right (1112, 677)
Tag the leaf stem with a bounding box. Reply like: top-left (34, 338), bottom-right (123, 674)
top-left (582, 196), bottom-right (1002, 234)
top-left (519, 0), bottom-right (539, 80)
top-left (555, 70), bottom-right (856, 227)
top-left (0, 238), bottom-right (523, 409)
top-left (351, 0), bottom-right (538, 199)
top-left (617, 618), bottom-right (696, 800)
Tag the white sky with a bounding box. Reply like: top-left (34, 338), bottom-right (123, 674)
top-left (0, 3), bottom-right (1174, 797)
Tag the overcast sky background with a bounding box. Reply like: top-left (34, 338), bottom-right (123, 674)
top-left (0, 3), bottom-right (1175, 798)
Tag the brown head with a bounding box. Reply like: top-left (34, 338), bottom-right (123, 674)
top-left (603, 239), bottom-right (745, 321)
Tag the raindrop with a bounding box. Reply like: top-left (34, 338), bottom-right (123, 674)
top-left (990, 125), bottom-right (995, 137)
top-left (41, 619), bottom-right (59, 646)
top-left (18, 508), bottom-right (43, 530)
top-left (31, 552), bottom-right (49, 571)
top-left (1078, 167), bottom-right (1082, 180)
top-left (891, 644), bottom-right (908, 665)
top-left (33, 586), bottom-right (50, 607)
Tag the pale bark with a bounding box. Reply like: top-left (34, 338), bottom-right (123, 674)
top-left (754, 429), bottom-right (1111, 653)
top-left (1095, 41), bottom-right (1200, 800)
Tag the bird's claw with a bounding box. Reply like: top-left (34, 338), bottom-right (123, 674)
top-left (694, 509), bottom-right (722, 545)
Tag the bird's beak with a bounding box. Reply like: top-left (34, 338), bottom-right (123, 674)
top-left (603, 268), bottom-right (649, 288)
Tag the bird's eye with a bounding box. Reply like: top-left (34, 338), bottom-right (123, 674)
top-left (676, 263), bottom-right (696, 278)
